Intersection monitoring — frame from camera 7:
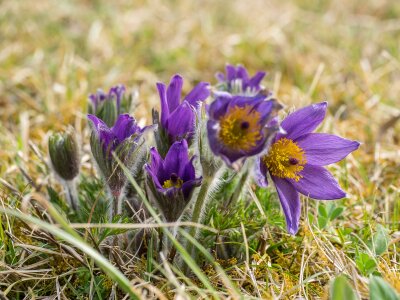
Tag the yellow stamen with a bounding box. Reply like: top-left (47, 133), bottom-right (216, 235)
top-left (162, 177), bottom-right (183, 188)
top-left (263, 138), bottom-right (307, 181)
top-left (219, 105), bottom-right (262, 151)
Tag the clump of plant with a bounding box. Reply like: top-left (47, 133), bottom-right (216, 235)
top-left (47, 64), bottom-right (360, 294)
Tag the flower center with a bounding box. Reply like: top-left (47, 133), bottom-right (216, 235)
top-left (162, 173), bottom-right (183, 189)
top-left (263, 138), bottom-right (307, 181)
top-left (218, 105), bottom-right (262, 151)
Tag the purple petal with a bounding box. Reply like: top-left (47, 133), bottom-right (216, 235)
top-left (184, 82), bottom-right (210, 107)
top-left (254, 157), bottom-right (268, 187)
top-left (207, 94), bottom-right (232, 119)
top-left (88, 114), bottom-right (114, 149)
top-left (148, 147), bottom-right (169, 185)
top-left (181, 177), bottom-right (202, 199)
top-left (215, 72), bottom-right (225, 82)
top-left (88, 114), bottom-right (107, 130)
top-left (112, 114), bottom-right (138, 142)
top-left (109, 84), bottom-right (126, 112)
top-left (278, 102), bottom-right (327, 141)
top-left (166, 101), bottom-right (196, 139)
top-left (227, 94), bottom-right (266, 110)
top-left (164, 139), bottom-right (190, 177)
top-left (297, 133), bottom-right (360, 166)
top-left (145, 164), bottom-right (163, 189)
top-left (206, 120), bottom-right (225, 154)
top-left (290, 164), bottom-right (346, 200)
top-left (273, 177), bottom-right (301, 235)
top-left (248, 71), bottom-right (266, 90)
top-left (236, 65), bottom-right (249, 83)
top-left (148, 147), bottom-right (164, 174)
top-left (167, 74), bottom-right (183, 112)
top-left (156, 82), bottom-right (169, 128)
top-left (255, 100), bottom-right (274, 124)
top-left (182, 156), bottom-right (196, 181)
top-left (225, 64), bottom-right (236, 82)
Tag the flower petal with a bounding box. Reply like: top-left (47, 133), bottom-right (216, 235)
top-left (236, 65), bottom-right (249, 82)
top-left (88, 114), bottom-right (107, 130)
top-left (145, 164), bottom-right (163, 189)
top-left (248, 71), bottom-right (266, 90)
top-left (185, 82), bottom-right (210, 107)
top-left (297, 133), bottom-right (360, 166)
top-left (254, 157), bottom-right (268, 187)
top-left (255, 99), bottom-right (274, 124)
top-left (278, 102), bottom-right (327, 141)
top-left (148, 147), bottom-right (164, 174)
top-left (156, 82), bottom-right (169, 127)
top-left (112, 114), bottom-right (138, 142)
top-left (215, 71), bottom-right (225, 82)
top-left (167, 74), bottom-right (183, 112)
top-left (291, 164), bottom-right (346, 199)
top-left (273, 177), bottom-right (301, 235)
top-left (166, 101), bottom-right (196, 139)
top-left (109, 84), bottom-right (126, 113)
top-left (225, 64), bottom-right (236, 82)
top-left (182, 177), bottom-right (202, 199)
top-left (207, 94), bottom-right (231, 119)
top-left (182, 156), bottom-right (196, 181)
top-left (164, 139), bottom-right (190, 177)
top-left (88, 114), bottom-right (114, 149)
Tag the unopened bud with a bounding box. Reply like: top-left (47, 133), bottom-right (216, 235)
top-left (48, 128), bottom-right (80, 181)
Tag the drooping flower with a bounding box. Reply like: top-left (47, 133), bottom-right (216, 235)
top-left (88, 113), bottom-right (149, 206)
top-left (156, 74), bottom-right (210, 142)
top-left (88, 84), bottom-right (128, 127)
top-left (207, 93), bottom-right (281, 167)
top-left (145, 139), bottom-right (202, 222)
top-left (255, 102), bottom-right (360, 234)
top-left (215, 64), bottom-right (266, 95)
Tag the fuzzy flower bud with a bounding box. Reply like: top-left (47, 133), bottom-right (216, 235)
top-left (48, 128), bottom-right (80, 181)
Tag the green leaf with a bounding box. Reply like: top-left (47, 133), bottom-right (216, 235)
top-left (318, 216), bottom-right (329, 229)
top-left (330, 275), bottom-right (358, 300)
top-left (356, 253), bottom-right (377, 276)
top-left (369, 275), bottom-right (400, 300)
top-left (330, 207), bottom-right (344, 220)
top-left (368, 225), bottom-right (389, 256)
top-left (318, 204), bottom-right (328, 218)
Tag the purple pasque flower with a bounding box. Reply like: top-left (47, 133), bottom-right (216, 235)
top-left (88, 84), bottom-right (127, 127)
top-left (88, 113), bottom-right (145, 152)
top-left (89, 84), bottom-right (126, 112)
top-left (88, 113), bottom-right (149, 199)
top-left (156, 74), bottom-right (210, 141)
top-left (216, 64), bottom-right (266, 95)
top-left (145, 139), bottom-right (202, 222)
top-left (207, 93), bottom-right (281, 167)
top-left (256, 102), bottom-right (360, 234)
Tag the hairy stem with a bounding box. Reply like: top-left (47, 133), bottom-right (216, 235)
top-left (64, 179), bottom-right (78, 211)
top-left (225, 169), bottom-right (249, 209)
top-left (186, 176), bottom-right (212, 265)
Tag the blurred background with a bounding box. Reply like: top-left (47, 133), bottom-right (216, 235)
top-left (0, 0), bottom-right (399, 197)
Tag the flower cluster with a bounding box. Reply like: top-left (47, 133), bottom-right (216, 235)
top-left (53, 64), bottom-right (359, 235)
